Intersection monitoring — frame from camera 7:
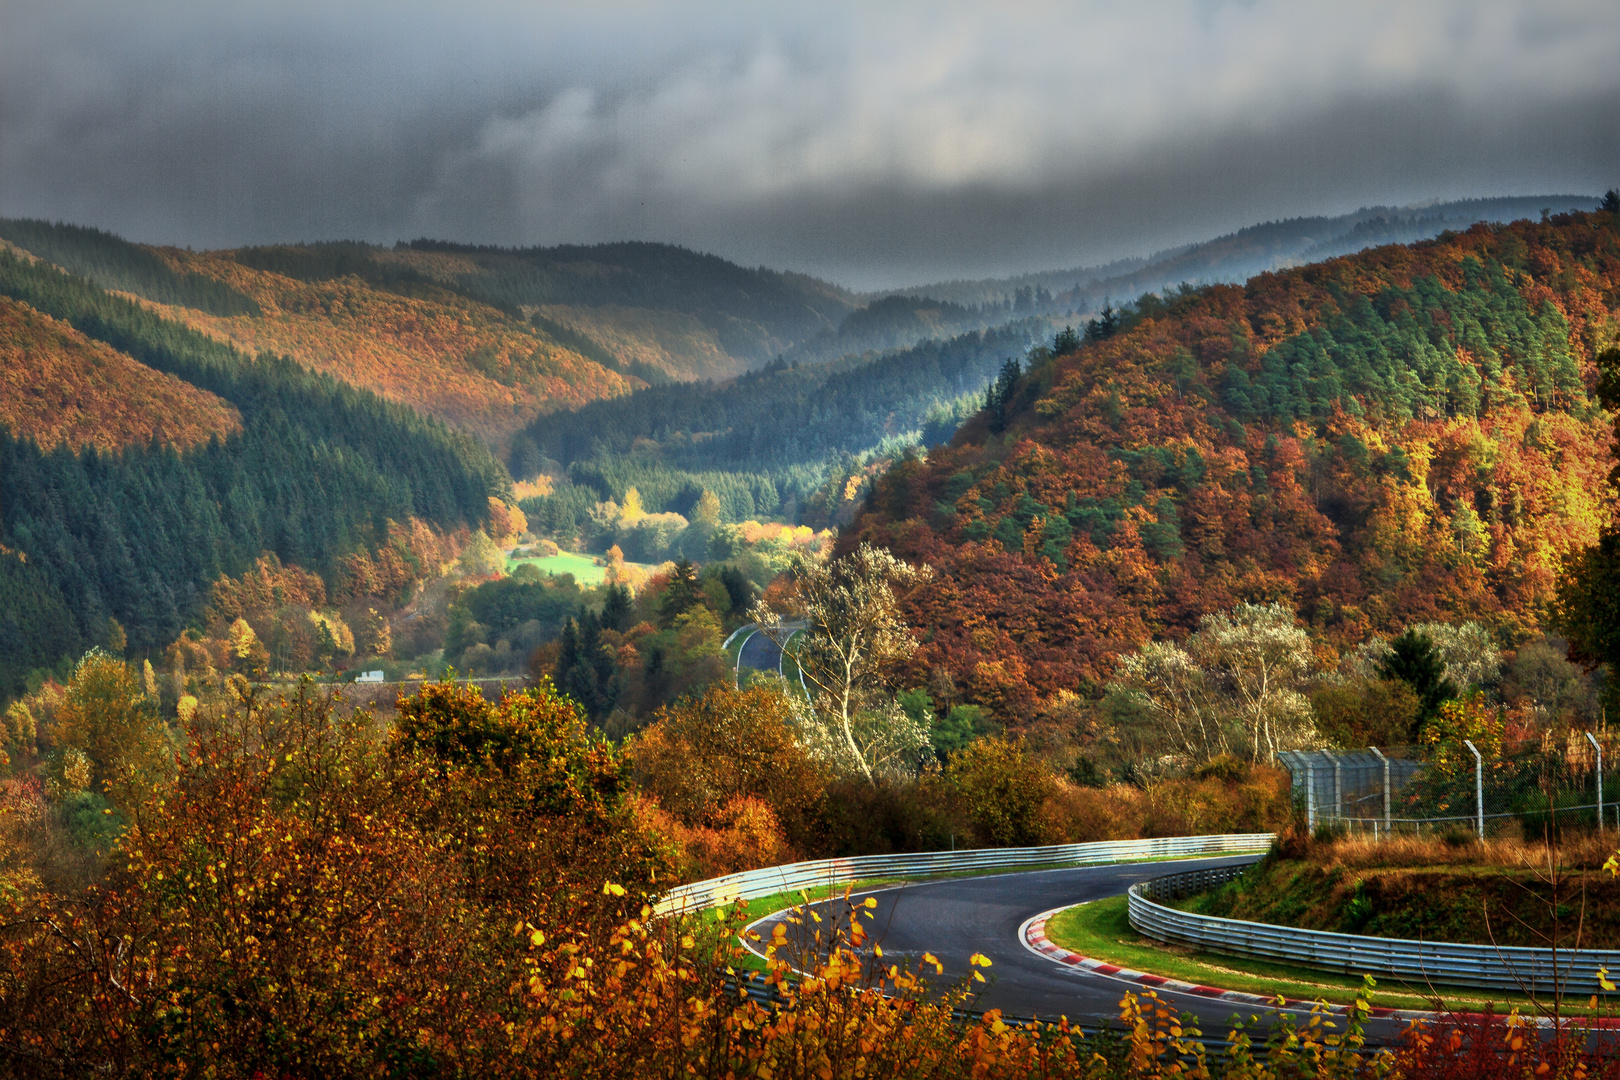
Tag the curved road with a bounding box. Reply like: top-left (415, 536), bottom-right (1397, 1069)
top-left (751, 856), bottom-right (1413, 1044)
top-left (737, 629), bottom-right (786, 675)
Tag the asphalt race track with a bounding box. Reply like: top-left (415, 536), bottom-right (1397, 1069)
top-left (737, 629), bottom-right (784, 675)
top-left (750, 856), bottom-right (1417, 1045)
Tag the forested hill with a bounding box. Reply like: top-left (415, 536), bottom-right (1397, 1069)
top-left (0, 293), bottom-right (241, 452)
top-left (848, 209), bottom-right (1620, 721)
top-left (0, 247), bottom-right (506, 695)
top-left (397, 239), bottom-right (859, 369)
top-left (513, 320), bottom-right (1043, 479)
top-left (0, 220), bottom-right (638, 445)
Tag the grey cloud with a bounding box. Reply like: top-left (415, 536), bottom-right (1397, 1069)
top-left (2, 1), bottom-right (1617, 287)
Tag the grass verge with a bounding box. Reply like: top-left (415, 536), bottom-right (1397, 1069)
top-left (1043, 896), bottom-right (1567, 1015)
top-left (722, 628), bottom-right (754, 674)
top-left (780, 630), bottom-right (809, 698)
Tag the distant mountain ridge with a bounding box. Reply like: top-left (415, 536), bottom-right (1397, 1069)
top-left (886, 195), bottom-right (1597, 309)
top-left (1, 195), bottom-right (1603, 458)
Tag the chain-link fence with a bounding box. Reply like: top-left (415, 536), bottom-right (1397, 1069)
top-left (1280, 731), bottom-right (1620, 840)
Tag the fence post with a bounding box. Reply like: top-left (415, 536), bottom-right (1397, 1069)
top-left (1305, 755), bottom-right (1317, 832)
top-left (1463, 739), bottom-right (1485, 840)
top-left (1325, 750), bottom-right (1342, 829)
top-left (1588, 731), bottom-right (1604, 830)
top-left (1370, 746), bottom-right (1390, 839)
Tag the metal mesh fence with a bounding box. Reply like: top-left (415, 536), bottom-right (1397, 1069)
top-left (1280, 731), bottom-right (1620, 840)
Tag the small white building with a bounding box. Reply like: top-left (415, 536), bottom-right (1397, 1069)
top-left (354, 670), bottom-right (385, 683)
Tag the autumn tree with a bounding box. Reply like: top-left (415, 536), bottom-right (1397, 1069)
top-left (751, 543), bottom-right (934, 782)
top-left (690, 489), bottom-right (721, 528)
top-left (1556, 345), bottom-right (1620, 704)
top-left (47, 649), bottom-right (168, 807)
top-left (946, 735), bottom-right (1055, 846)
top-left (619, 486), bottom-right (645, 521)
top-left (457, 529), bottom-right (507, 579)
top-left (628, 682), bottom-right (827, 847)
top-left (358, 606), bottom-right (392, 659)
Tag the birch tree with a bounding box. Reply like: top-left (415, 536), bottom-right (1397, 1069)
top-left (750, 543), bottom-right (933, 782)
top-left (1193, 602), bottom-right (1316, 762)
top-left (1111, 601), bottom-right (1316, 764)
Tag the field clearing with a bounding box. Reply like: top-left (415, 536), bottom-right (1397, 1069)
top-left (506, 548), bottom-right (651, 585)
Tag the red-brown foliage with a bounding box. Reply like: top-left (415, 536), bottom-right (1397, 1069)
top-left (139, 249), bottom-right (635, 443)
top-left (0, 295), bottom-right (240, 452)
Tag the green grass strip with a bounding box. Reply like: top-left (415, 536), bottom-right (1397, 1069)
top-left (1043, 896), bottom-right (1584, 1015)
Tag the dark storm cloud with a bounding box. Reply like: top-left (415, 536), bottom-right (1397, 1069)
top-left (3, 1), bottom-right (1617, 288)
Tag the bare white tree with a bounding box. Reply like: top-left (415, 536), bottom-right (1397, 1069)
top-left (750, 543), bottom-right (933, 782)
top-left (1111, 601), bottom-right (1317, 763)
top-left (1113, 641), bottom-right (1230, 762)
top-left (1192, 602), bottom-right (1316, 762)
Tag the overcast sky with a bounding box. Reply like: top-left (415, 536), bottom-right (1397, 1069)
top-left (2, 1), bottom-right (1617, 289)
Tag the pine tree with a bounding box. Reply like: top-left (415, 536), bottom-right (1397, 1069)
top-left (601, 585), bottom-right (633, 634)
top-left (1380, 630), bottom-right (1460, 733)
top-left (658, 558), bottom-right (702, 629)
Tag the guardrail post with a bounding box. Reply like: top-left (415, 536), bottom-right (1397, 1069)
top-left (1369, 747), bottom-right (1390, 840)
top-left (1588, 731), bottom-right (1604, 831)
top-left (1463, 739), bottom-right (1485, 840)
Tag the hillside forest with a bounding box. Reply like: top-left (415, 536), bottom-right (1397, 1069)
top-left (0, 202), bottom-right (1615, 742)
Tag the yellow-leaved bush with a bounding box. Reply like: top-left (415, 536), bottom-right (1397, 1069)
top-left (0, 674), bottom-right (1605, 1077)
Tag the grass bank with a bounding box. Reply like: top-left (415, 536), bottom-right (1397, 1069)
top-left (1186, 834), bottom-right (1620, 949)
top-left (1043, 895), bottom-right (1548, 1014)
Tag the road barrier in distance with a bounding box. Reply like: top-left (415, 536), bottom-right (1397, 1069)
top-left (654, 833), bottom-right (1275, 917)
top-left (1129, 863), bottom-right (1620, 996)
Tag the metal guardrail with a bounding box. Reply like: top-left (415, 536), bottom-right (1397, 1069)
top-left (1129, 863), bottom-right (1620, 995)
top-left (654, 833), bottom-right (1275, 916)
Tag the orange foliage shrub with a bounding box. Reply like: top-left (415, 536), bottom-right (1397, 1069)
top-left (1136, 764), bottom-right (1293, 838)
top-left (1036, 780), bottom-right (1141, 843)
top-left (0, 678), bottom-right (669, 1073)
top-left (635, 793), bottom-right (794, 880)
top-left (629, 683), bottom-right (828, 856)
